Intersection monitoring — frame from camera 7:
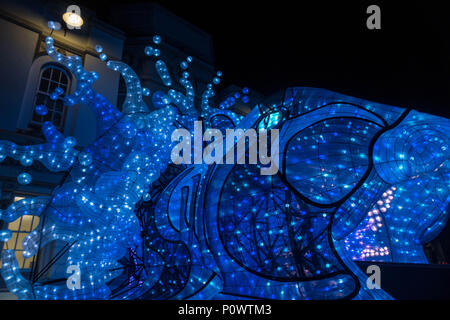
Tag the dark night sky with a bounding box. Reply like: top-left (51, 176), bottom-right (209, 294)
top-left (84, 1), bottom-right (450, 118)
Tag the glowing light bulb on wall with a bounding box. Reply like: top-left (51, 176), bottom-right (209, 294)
top-left (63, 5), bottom-right (83, 30)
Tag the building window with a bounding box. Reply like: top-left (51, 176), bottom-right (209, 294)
top-left (1, 196), bottom-right (40, 269)
top-left (29, 64), bottom-right (70, 132)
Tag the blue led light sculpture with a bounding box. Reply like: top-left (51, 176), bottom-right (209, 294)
top-left (0, 30), bottom-right (448, 300)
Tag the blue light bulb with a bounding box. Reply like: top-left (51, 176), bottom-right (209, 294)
top-left (17, 173), bottom-right (31, 185)
top-left (78, 152), bottom-right (92, 166)
top-left (48, 21), bottom-right (61, 31)
top-left (153, 35), bottom-right (162, 44)
top-left (50, 92), bottom-right (59, 100)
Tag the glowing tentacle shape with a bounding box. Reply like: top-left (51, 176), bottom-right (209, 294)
top-left (106, 61), bottom-right (149, 115)
top-left (0, 197), bottom-right (50, 223)
top-left (0, 122), bottom-right (78, 171)
top-left (0, 197), bottom-right (52, 299)
top-left (179, 75), bottom-right (195, 108)
top-left (171, 59), bottom-right (196, 114)
top-left (155, 60), bottom-right (172, 87)
top-left (1, 250), bottom-right (34, 300)
top-left (199, 72), bottom-right (222, 117)
top-left (168, 72), bottom-right (196, 116)
top-left (146, 37), bottom-right (196, 115)
top-left (165, 65), bottom-right (196, 115)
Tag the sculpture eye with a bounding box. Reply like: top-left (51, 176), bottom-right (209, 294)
top-left (257, 105), bottom-right (288, 130)
top-left (258, 111), bottom-right (282, 130)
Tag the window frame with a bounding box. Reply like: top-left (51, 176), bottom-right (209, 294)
top-left (28, 63), bottom-right (71, 132)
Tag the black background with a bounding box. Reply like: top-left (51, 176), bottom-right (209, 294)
top-left (84, 0), bottom-right (450, 118)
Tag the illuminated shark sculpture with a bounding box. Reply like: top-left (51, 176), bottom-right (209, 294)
top-left (0, 33), bottom-right (448, 300)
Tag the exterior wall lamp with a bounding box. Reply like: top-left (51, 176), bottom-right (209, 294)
top-left (48, 5), bottom-right (83, 36)
top-left (62, 5), bottom-right (84, 29)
